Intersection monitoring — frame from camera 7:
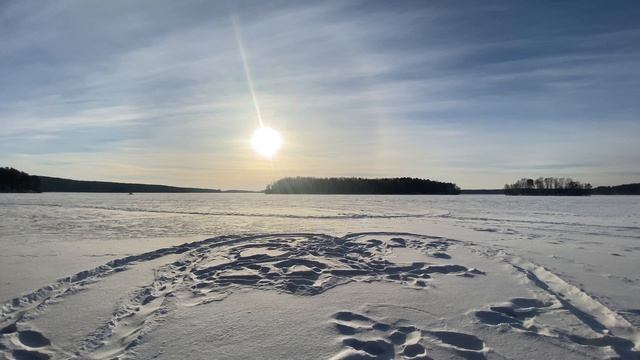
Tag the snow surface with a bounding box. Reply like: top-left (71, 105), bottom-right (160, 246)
top-left (0, 193), bottom-right (639, 359)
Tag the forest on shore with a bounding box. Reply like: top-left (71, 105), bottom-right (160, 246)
top-left (504, 177), bottom-right (591, 196)
top-left (0, 167), bottom-right (220, 193)
top-left (265, 177), bottom-right (461, 195)
top-left (592, 183), bottom-right (640, 195)
top-left (0, 167), bottom-right (41, 192)
top-left (3, 167), bottom-right (639, 195)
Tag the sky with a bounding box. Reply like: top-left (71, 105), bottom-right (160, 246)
top-left (1, 0), bottom-right (639, 190)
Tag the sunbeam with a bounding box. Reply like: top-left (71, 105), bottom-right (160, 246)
top-left (232, 16), bottom-right (264, 128)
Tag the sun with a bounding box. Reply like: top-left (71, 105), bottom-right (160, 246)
top-left (251, 126), bottom-right (282, 158)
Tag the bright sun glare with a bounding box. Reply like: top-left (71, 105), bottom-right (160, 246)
top-left (251, 126), bottom-right (282, 158)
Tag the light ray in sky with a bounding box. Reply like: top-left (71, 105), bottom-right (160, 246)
top-left (232, 16), bottom-right (264, 128)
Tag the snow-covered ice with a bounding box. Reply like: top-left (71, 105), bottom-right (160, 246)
top-left (1, 193), bottom-right (639, 359)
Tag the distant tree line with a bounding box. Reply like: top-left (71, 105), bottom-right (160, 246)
top-left (0, 167), bottom-right (41, 192)
top-left (265, 177), bottom-right (461, 195)
top-left (38, 176), bottom-right (221, 193)
top-left (504, 177), bottom-right (591, 196)
top-left (1, 167), bottom-right (221, 193)
top-left (592, 183), bottom-right (640, 195)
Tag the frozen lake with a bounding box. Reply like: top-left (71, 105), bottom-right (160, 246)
top-left (1, 193), bottom-right (639, 359)
top-left (1, 193), bottom-right (639, 303)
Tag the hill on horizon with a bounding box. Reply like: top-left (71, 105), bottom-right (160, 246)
top-left (38, 175), bottom-right (222, 193)
top-left (0, 167), bottom-right (222, 193)
top-left (592, 183), bottom-right (640, 195)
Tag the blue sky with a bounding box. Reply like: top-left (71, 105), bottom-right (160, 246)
top-left (1, 0), bottom-right (639, 189)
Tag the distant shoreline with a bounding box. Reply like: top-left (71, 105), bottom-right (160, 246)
top-left (36, 175), bottom-right (222, 193)
top-left (2, 167), bottom-right (639, 194)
